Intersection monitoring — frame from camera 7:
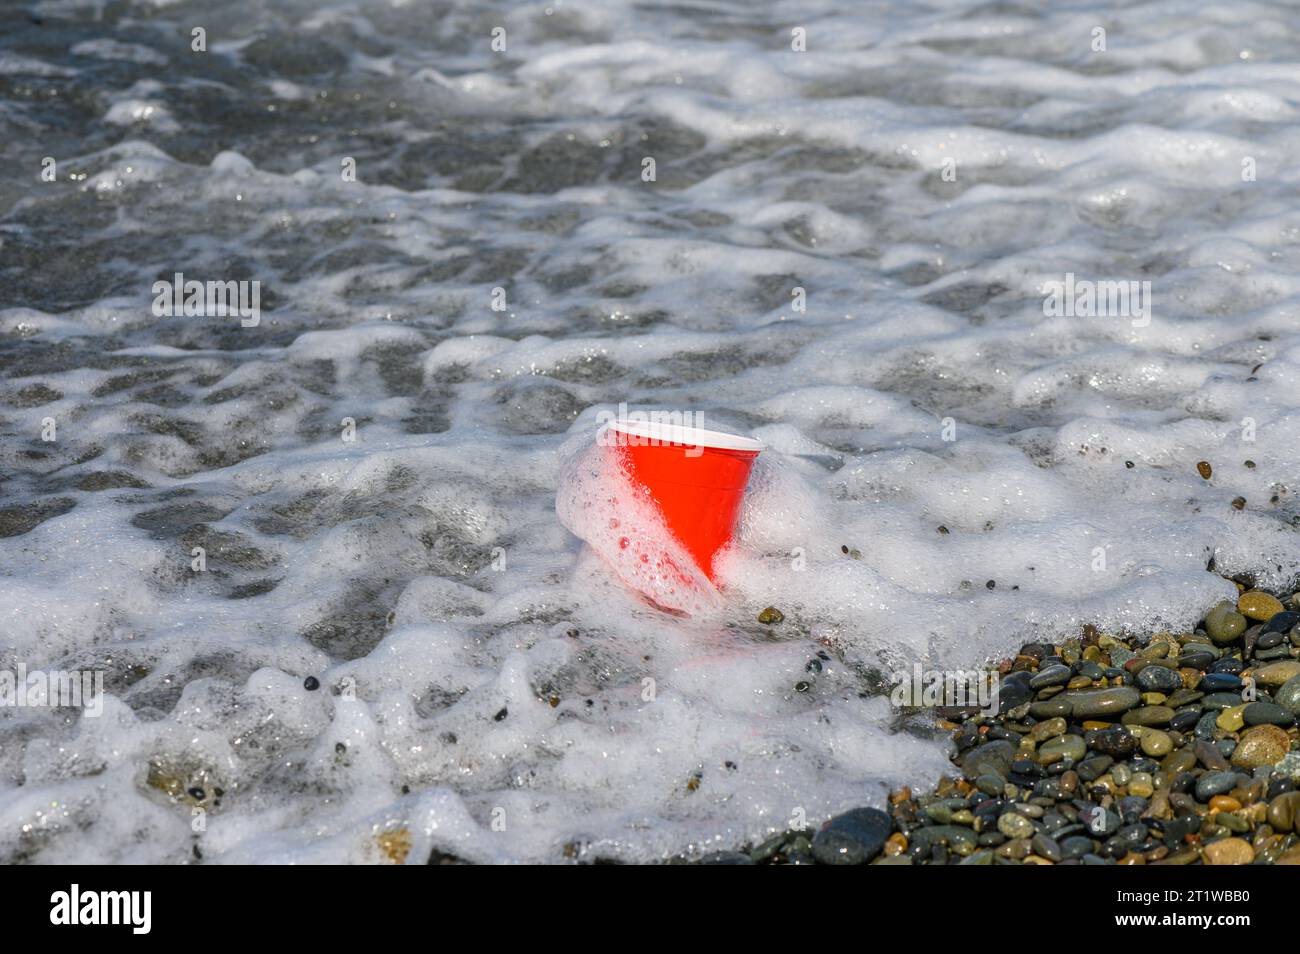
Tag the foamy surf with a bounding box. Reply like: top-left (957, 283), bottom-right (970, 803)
top-left (2, 0), bottom-right (1300, 864)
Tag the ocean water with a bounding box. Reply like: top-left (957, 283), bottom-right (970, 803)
top-left (4, 0), bottom-right (1300, 863)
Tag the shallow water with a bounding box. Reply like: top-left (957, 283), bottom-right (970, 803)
top-left (3, 0), bottom-right (1300, 863)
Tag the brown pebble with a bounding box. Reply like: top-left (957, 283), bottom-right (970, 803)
top-left (1231, 497), bottom-right (1246, 510)
top-left (1238, 591), bottom-right (1284, 622)
top-left (1197, 461), bottom-right (1212, 479)
top-left (1203, 837), bottom-right (1254, 865)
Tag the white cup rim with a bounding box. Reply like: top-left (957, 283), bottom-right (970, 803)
top-left (606, 419), bottom-right (764, 452)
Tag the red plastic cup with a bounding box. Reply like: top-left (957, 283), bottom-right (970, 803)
top-left (607, 419), bottom-right (762, 583)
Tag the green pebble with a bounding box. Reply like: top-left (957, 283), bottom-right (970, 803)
top-left (997, 812), bottom-right (1035, 839)
top-left (1204, 603), bottom-right (1248, 645)
top-left (1037, 734), bottom-right (1086, 764)
top-left (1122, 705), bottom-right (1175, 727)
top-left (1139, 729), bottom-right (1173, 757)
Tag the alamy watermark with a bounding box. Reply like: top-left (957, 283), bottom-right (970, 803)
top-left (152, 272), bottom-right (260, 327)
top-left (1043, 272), bottom-right (1151, 328)
top-left (0, 664), bottom-right (104, 717)
top-left (890, 664), bottom-right (998, 716)
top-left (596, 402), bottom-right (707, 458)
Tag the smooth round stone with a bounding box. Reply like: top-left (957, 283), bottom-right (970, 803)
top-left (1136, 666), bottom-right (1183, 693)
top-left (1029, 717), bottom-right (1068, 742)
top-left (1031, 832), bottom-right (1062, 862)
top-left (997, 812), bottom-right (1035, 839)
top-left (1060, 686), bottom-right (1140, 718)
top-left (1038, 734), bottom-right (1086, 765)
top-left (1257, 631), bottom-right (1287, 650)
top-left (1267, 791), bottom-right (1300, 833)
top-left (1215, 812), bottom-right (1250, 833)
top-left (1029, 665), bottom-right (1071, 690)
top-left (811, 830), bottom-right (867, 865)
top-left (1238, 591), bottom-right (1284, 622)
top-left (1231, 725), bottom-right (1291, 768)
top-left (1122, 705), bottom-right (1175, 727)
top-left (1206, 603), bottom-right (1249, 643)
top-left (812, 807), bottom-right (892, 864)
top-left (1076, 755), bottom-right (1113, 782)
top-left (1216, 705), bottom-right (1246, 732)
top-left (1255, 661), bottom-right (1300, 688)
top-left (1128, 773), bottom-right (1155, 798)
top-left (1028, 698), bottom-right (1072, 719)
top-left (1209, 657), bottom-right (1244, 675)
top-left (1255, 646), bottom-right (1291, 661)
top-left (1262, 610), bottom-right (1300, 634)
top-left (1195, 771), bottom-right (1238, 801)
top-left (1203, 837), bottom-right (1254, 865)
top-left (1139, 729), bottom-right (1174, 757)
top-left (975, 774), bottom-right (1004, 797)
top-left (1178, 652), bottom-right (1215, 671)
top-left (1058, 835), bottom-right (1094, 860)
top-left (1084, 727), bottom-right (1137, 758)
top-left (924, 803), bottom-right (956, 824)
top-left (1168, 709), bottom-right (1202, 732)
top-left (1275, 675), bottom-right (1300, 717)
top-left (1168, 687), bottom-right (1204, 706)
top-left (1163, 749), bottom-right (1198, 775)
top-left (1198, 673), bottom-right (1243, 692)
top-left (1243, 701), bottom-right (1294, 727)
top-left (1140, 642), bottom-right (1171, 660)
top-left (1200, 691), bottom-right (1244, 711)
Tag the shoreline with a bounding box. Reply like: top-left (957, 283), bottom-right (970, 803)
top-left (701, 585), bottom-right (1300, 865)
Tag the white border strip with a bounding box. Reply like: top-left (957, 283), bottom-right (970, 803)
top-left (608, 419), bottom-right (763, 452)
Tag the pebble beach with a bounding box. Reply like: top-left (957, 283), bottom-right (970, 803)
top-left (723, 586), bottom-right (1300, 865)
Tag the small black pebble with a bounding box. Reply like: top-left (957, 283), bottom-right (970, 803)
top-left (841, 544), bottom-right (849, 554)
top-left (725, 761), bottom-right (737, 770)
top-left (494, 707), bottom-right (508, 721)
top-left (187, 787), bottom-right (205, 800)
top-left (794, 681), bottom-right (811, 692)
top-left (986, 580), bottom-right (996, 590)
top-left (304, 676), bottom-right (320, 691)
top-left (335, 742), bottom-right (346, 754)
top-left (1125, 460), bottom-right (1134, 469)
top-left (1245, 460), bottom-right (1256, 469)
top-left (937, 525), bottom-right (949, 534)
